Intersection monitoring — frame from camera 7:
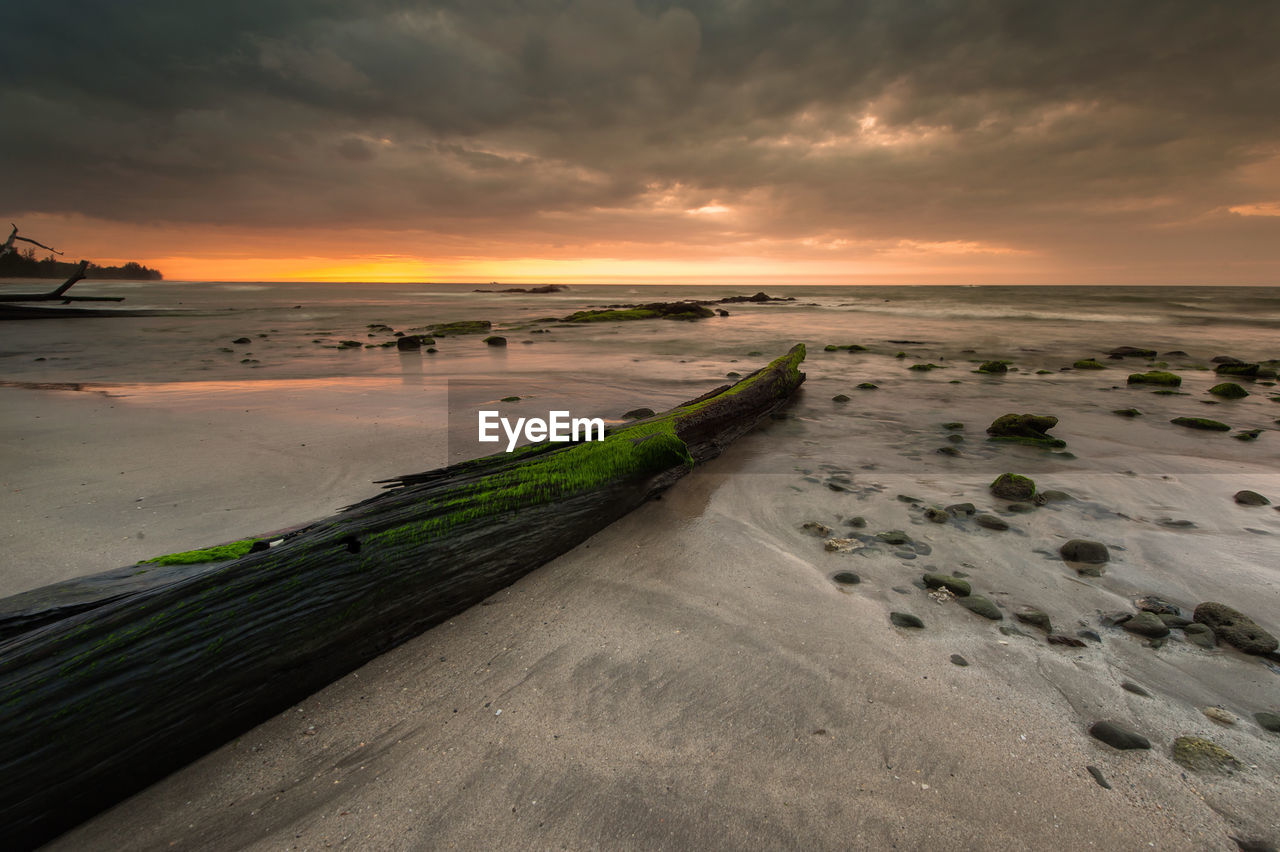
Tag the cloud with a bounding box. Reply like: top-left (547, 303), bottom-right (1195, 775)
top-left (2, 0), bottom-right (1278, 279)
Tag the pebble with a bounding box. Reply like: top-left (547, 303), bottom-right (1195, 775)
top-left (1060, 539), bottom-right (1109, 564)
top-left (832, 571), bottom-right (861, 585)
top-left (1254, 711), bottom-right (1280, 732)
top-left (1086, 765), bottom-right (1112, 789)
top-left (950, 654), bottom-right (969, 667)
top-left (1234, 490), bottom-right (1271, 506)
top-left (1121, 681), bottom-right (1151, 697)
top-left (1015, 607), bottom-right (1052, 632)
top-left (946, 502), bottom-right (976, 516)
top-left (1089, 720), bottom-right (1151, 750)
top-left (1182, 623), bottom-right (1216, 649)
top-left (974, 514), bottom-right (1009, 531)
top-left (890, 612), bottom-right (925, 629)
top-left (1122, 611), bottom-right (1170, 639)
top-left (923, 573), bottom-right (971, 597)
top-left (957, 595), bottom-right (1002, 620)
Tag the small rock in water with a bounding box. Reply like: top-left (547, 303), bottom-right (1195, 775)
top-left (832, 571), bottom-right (861, 585)
top-left (1193, 602), bottom-right (1279, 655)
top-left (1015, 607), bottom-right (1052, 632)
top-left (1060, 539), bottom-right (1109, 564)
top-left (1234, 490), bottom-right (1271, 506)
top-left (1006, 502), bottom-right (1036, 513)
top-left (889, 612), bottom-right (925, 629)
top-left (483, 335), bottom-right (507, 346)
top-left (1086, 765), bottom-right (1112, 789)
top-left (1171, 735), bottom-right (1238, 771)
top-left (846, 516), bottom-right (867, 528)
top-left (990, 472), bottom-right (1036, 501)
top-left (1112, 408), bottom-right (1143, 417)
top-left (876, 530), bottom-right (912, 545)
top-left (1202, 706), bottom-right (1237, 725)
top-left (856, 382), bottom-right (878, 390)
top-left (896, 494), bottom-right (922, 504)
top-left (1133, 595), bottom-right (1180, 615)
top-left (832, 394), bottom-right (851, 403)
top-left (943, 422), bottom-right (964, 430)
top-left (1047, 634), bottom-right (1086, 648)
top-left (957, 595), bottom-right (1002, 620)
top-left (1121, 681), bottom-right (1151, 697)
top-left (1078, 629), bottom-right (1102, 643)
top-left (1254, 711), bottom-right (1280, 732)
top-left (936, 445), bottom-right (961, 456)
top-left (974, 514), bottom-right (1009, 531)
top-left (396, 336), bottom-right (422, 350)
top-left (1122, 611), bottom-right (1171, 639)
top-left (1158, 613), bottom-right (1191, 628)
top-left (950, 654), bottom-right (969, 666)
top-left (923, 507), bottom-right (950, 523)
top-left (1089, 720), bottom-right (1151, 750)
top-left (1182, 623), bottom-right (1216, 649)
top-left (802, 522), bottom-right (833, 537)
top-left (946, 502), bottom-right (976, 516)
top-left (1038, 489), bottom-right (1074, 502)
top-left (986, 414), bottom-right (1065, 447)
top-left (621, 407), bottom-right (656, 420)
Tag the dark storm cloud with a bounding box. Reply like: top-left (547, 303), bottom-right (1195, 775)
top-left (3, 0), bottom-right (1279, 266)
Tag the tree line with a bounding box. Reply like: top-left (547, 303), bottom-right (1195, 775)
top-left (0, 247), bottom-right (163, 280)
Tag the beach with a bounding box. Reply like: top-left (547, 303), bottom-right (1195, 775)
top-left (2, 282), bottom-right (1279, 849)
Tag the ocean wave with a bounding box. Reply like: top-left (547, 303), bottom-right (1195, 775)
top-left (834, 304), bottom-right (1164, 324)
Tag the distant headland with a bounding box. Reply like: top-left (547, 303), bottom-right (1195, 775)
top-left (0, 251), bottom-right (163, 280)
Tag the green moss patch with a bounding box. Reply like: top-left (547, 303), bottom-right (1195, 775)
top-left (1208, 382), bottom-right (1248, 399)
top-left (1171, 417), bottom-right (1230, 431)
top-left (141, 539), bottom-right (259, 566)
top-left (1073, 359), bottom-right (1107, 370)
top-left (1128, 371), bottom-right (1181, 386)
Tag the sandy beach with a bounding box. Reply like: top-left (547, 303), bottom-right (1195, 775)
top-left (2, 284), bottom-right (1279, 850)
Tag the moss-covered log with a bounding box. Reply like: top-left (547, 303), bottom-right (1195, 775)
top-left (0, 345), bottom-right (807, 849)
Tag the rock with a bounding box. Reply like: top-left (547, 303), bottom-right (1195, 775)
top-left (986, 414), bottom-right (1065, 448)
top-left (1209, 382), bottom-right (1249, 399)
top-left (825, 538), bottom-right (859, 553)
top-left (908, 363), bottom-right (944, 371)
top-left (483, 335), bottom-right (507, 346)
top-left (923, 507), bottom-right (950, 523)
top-left (1202, 706), bottom-right (1237, 725)
top-left (896, 495), bottom-right (923, 504)
top-left (946, 433), bottom-right (964, 443)
top-left (802, 522), bottom-right (833, 537)
top-left (1235, 429), bottom-right (1263, 441)
top-left (976, 360), bottom-right (1009, 373)
top-left (1212, 355), bottom-right (1244, 364)
top-left (1127, 371), bottom-right (1181, 386)
top-left (832, 394), bottom-right (851, 403)
top-left (1171, 735), bottom-right (1238, 771)
top-left (943, 422), bottom-right (964, 430)
top-left (1133, 595), bottom-right (1180, 615)
top-left (1048, 634), bottom-right (1086, 647)
top-left (923, 573), bottom-right (971, 596)
top-left (1108, 346), bottom-right (1158, 358)
top-left (950, 654), bottom-right (968, 666)
top-left (1073, 359), bottom-right (1108, 370)
top-left (1078, 629), bottom-right (1102, 642)
top-left (974, 514), bottom-right (1009, 531)
top-left (1006, 502), bottom-right (1036, 513)
top-left (832, 571), bottom-right (861, 585)
top-left (856, 382), bottom-right (878, 390)
top-left (876, 530), bottom-right (912, 545)
top-left (1122, 611), bottom-right (1170, 638)
top-left (1193, 602), bottom-right (1278, 654)
top-left (1086, 766), bottom-right (1111, 789)
top-left (1158, 613), bottom-right (1191, 628)
top-left (1215, 362), bottom-right (1260, 377)
top-left (1060, 539), bottom-right (1109, 564)
top-left (1015, 607), bottom-right (1052, 632)
top-left (1039, 489), bottom-right (1074, 502)
top-left (621, 407), bottom-right (655, 420)
top-left (395, 336), bottom-right (421, 350)
top-left (1112, 408), bottom-right (1143, 417)
top-left (426, 320), bottom-right (492, 335)
top-left (1171, 416), bottom-right (1231, 431)
top-left (846, 516), bottom-right (867, 528)
top-left (717, 309), bottom-right (729, 317)
top-left (956, 595), bottom-right (1002, 620)
top-left (1121, 681), bottom-right (1151, 697)
top-left (990, 473), bottom-right (1036, 501)
top-left (1234, 490), bottom-right (1271, 506)
top-left (1254, 711), bottom-right (1280, 732)
top-left (1182, 623), bottom-right (1216, 649)
top-left (823, 343), bottom-right (867, 352)
top-left (936, 446), bottom-right (961, 456)
top-left (946, 502), bottom-right (976, 516)
top-left (889, 612), bottom-right (924, 629)
top-left (1231, 837), bottom-right (1278, 852)
top-left (338, 340), bottom-right (363, 349)
top-left (1089, 720), bottom-right (1151, 750)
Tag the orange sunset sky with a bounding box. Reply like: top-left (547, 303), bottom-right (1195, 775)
top-left (4, 2), bottom-right (1279, 284)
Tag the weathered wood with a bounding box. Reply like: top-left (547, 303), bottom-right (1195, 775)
top-left (0, 345), bottom-right (807, 849)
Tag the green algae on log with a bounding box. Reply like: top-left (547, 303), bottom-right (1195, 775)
top-left (0, 345), bottom-right (807, 849)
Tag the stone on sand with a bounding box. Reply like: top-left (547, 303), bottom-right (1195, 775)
top-left (1089, 720), bottom-right (1150, 750)
top-left (1193, 602), bottom-right (1278, 655)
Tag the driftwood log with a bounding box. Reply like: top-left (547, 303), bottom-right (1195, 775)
top-left (0, 344), bottom-right (807, 848)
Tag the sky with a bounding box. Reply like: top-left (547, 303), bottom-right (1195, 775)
top-left (3, 0), bottom-right (1279, 284)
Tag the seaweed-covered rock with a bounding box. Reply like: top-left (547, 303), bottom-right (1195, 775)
top-left (876, 530), bottom-right (912, 545)
top-left (923, 573), bottom-right (971, 596)
top-left (976, 360), bottom-right (1010, 374)
top-left (1122, 611), bottom-right (1170, 638)
top-left (1089, 720), bottom-right (1150, 750)
top-left (483, 335), bottom-right (507, 346)
top-left (1060, 539), bottom-right (1109, 564)
top-left (1171, 416), bottom-right (1231, 431)
top-left (1234, 490), bottom-right (1271, 506)
top-left (986, 413), bottom-right (1065, 447)
top-left (395, 336), bottom-right (421, 351)
top-left (1209, 382), bottom-right (1249, 399)
top-left (1073, 359), bottom-right (1108, 370)
top-left (923, 506), bottom-right (950, 523)
top-left (1215, 362), bottom-right (1260, 377)
top-left (1171, 736), bottom-right (1237, 771)
top-left (1128, 371), bottom-right (1181, 386)
top-left (957, 595), bottom-right (1002, 620)
top-left (908, 363), bottom-right (944, 371)
top-left (1112, 408), bottom-right (1142, 417)
top-left (990, 473), bottom-right (1036, 501)
top-left (1235, 429), bottom-right (1263, 441)
top-left (562, 302), bottom-right (714, 323)
top-left (427, 320), bottom-right (492, 335)
top-left (1108, 346), bottom-right (1158, 358)
top-left (856, 382), bottom-right (878, 390)
top-left (621, 407), bottom-right (655, 420)
top-left (1193, 602), bottom-right (1278, 654)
